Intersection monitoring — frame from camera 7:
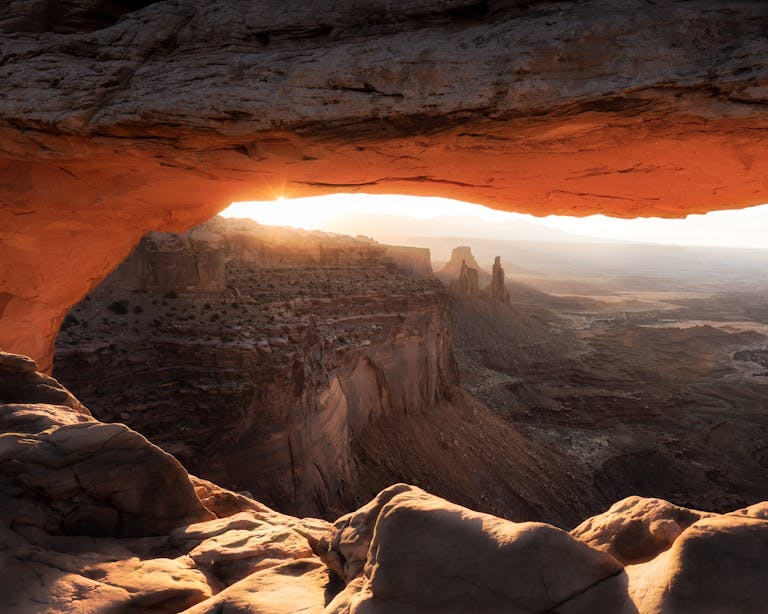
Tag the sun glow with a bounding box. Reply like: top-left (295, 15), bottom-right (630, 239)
top-left (219, 194), bottom-right (768, 250)
top-left (221, 193), bottom-right (521, 228)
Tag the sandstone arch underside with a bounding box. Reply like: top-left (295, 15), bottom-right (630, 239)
top-left (1, 0), bottom-right (768, 371)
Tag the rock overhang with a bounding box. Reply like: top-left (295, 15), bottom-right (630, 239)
top-left (2, 0), bottom-right (768, 369)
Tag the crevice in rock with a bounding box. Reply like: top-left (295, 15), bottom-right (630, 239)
top-left (539, 568), bottom-right (626, 614)
top-left (291, 176), bottom-right (493, 189)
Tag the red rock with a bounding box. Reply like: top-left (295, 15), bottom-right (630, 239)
top-left (2, 2), bottom-right (768, 367)
top-left (323, 485), bottom-right (625, 613)
top-left (628, 515), bottom-right (768, 613)
top-left (571, 496), bottom-right (713, 565)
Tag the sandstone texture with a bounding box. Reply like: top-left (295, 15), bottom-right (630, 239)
top-left (627, 515), bottom-right (768, 613)
top-left (330, 486), bottom-right (624, 614)
top-left (3, 1), bottom-right (768, 367)
top-left (3, 355), bottom-right (768, 612)
top-left (570, 496), bottom-right (713, 565)
top-left (0, 352), bottom-right (336, 613)
top-left (320, 484), bottom-right (768, 614)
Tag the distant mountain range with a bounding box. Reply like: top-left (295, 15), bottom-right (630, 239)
top-left (320, 213), bottom-right (611, 247)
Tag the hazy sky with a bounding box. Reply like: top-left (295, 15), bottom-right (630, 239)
top-left (220, 194), bottom-right (768, 249)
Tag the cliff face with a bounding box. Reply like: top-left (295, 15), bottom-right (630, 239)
top-left (100, 228), bottom-right (228, 294)
top-left (381, 245), bottom-right (433, 277)
top-left (3, 1), bottom-right (768, 368)
top-left (54, 218), bottom-right (456, 518)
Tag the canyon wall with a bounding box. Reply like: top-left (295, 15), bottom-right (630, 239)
top-left (54, 219), bottom-right (599, 525)
top-left (54, 218), bottom-right (456, 518)
top-left (3, 1), bottom-right (768, 367)
top-left (98, 228), bottom-right (228, 294)
top-left (381, 245), bottom-right (433, 277)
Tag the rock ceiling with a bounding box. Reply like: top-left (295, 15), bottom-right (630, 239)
top-left (1, 0), bottom-right (768, 369)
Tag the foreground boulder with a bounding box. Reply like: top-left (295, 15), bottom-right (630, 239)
top-left (322, 484), bottom-right (768, 613)
top-left (1, 353), bottom-right (215, 538)
top-left (628, 515), bottom-right (768, 612)
top-left (570, 496), bottom-right (713, 565)
top-left (0, 351), bottom-right (87, 413)
top-left (0, 415), bottom-right (216, 538)
top-left (321, 484), bottom-right (626, 613)
top-left (0, 352), bottom-right (334, 612)
top-left (3, 352), bottom-right (768, 612)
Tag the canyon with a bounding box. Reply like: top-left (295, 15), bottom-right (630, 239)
top-left (52, 220), bottom-right (768, 530)
top-left (53, 218), bottom-right (590, 525)
top-left (444, 245), bottom-right (768, 517)
top-left (3, 1), bottom-right (768, 611)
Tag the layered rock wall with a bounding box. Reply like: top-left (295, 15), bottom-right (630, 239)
top-left (381, 245), bottom-right (433, 277)
top-left (99, 228), bottom-right (227, 294)
top-left (54, 218), bottom-right (455, 518)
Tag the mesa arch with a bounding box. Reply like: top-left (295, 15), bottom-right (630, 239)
top-left (1, 0), bottom-right (768, 372)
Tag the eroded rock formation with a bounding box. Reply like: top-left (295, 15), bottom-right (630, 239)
top-left (443, 248), bottom-right (511, 300)
top-left (488, 255), bottom-right (510, 302)
top-left (3, 1), bottom-right (768, 367)
top-left (54, 218), bottom-right (453, 518)
top-left (449, 259), bottom-right (481, 297)
top-left (53, 218), bottom-right (592, 524)
top-left (439, 246), bottom-right (486, 281)
top-left (3, 354), bottom-right (768, 612)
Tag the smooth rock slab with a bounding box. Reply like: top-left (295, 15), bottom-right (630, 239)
top-left (628, 515), bottom-right (768, 613)
top-left (0, 412), bottom-right (214, 537)
top-left (1, 546), bottom-right (212, 614)
top-left (188, 523), bottom-right (314, 584)
top-left (182, 558), bottom-right (332, 614)
top-left (332, 486), bottom-right (624, 613)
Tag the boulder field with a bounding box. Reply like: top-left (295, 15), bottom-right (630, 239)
top-left (2, 350), bottom-right (767, 613)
